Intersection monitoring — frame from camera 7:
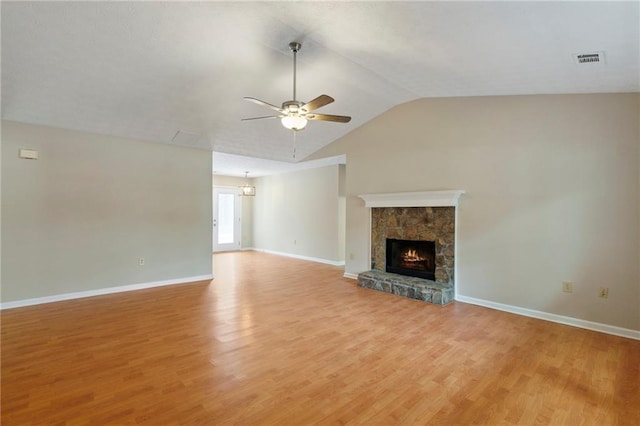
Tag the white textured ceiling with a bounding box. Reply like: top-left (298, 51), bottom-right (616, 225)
top-left (2, 1), bottom-right (638, 173)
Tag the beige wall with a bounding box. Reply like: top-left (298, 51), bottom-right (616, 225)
top-left (211, 174), bottom-right (254, 248)
top-left (1, 121), bottom-right (212, 302)
top-left (309, 94), bottom-right (640, 330)
top-left (253, 165), bottom-right (344, 263)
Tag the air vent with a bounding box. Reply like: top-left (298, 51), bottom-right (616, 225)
top-left (573, 51), bottom-right (605, 65)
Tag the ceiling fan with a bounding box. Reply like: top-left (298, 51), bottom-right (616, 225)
top-left (242, 42), bottom-right (351, 131)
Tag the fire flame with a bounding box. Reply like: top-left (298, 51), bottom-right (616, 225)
top-left (402, 249), bottom-right (425, 262)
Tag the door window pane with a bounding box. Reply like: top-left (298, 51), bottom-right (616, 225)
top-left (217, 193), bottom-right (235, 244)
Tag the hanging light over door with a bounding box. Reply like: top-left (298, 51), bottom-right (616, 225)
top-left (239, 171), bottom-right (255, 196)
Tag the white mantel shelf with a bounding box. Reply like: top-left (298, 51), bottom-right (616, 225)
top-left (358, 190), bottom-right (465, 208)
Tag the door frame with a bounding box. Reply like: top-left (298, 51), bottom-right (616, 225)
top-left (213, 186), bottom-right (242, 252)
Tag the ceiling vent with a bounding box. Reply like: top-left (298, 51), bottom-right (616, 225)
top-left (573, 51), bottom-right (605, 65)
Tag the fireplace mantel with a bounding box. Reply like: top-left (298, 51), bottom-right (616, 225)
top-left (358, 190), bottom-right (465, 208)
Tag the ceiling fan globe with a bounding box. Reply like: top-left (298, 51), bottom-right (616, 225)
top-left (281, 115), bottom-right (308, 131)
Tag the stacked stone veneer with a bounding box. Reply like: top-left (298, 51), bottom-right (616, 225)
top-left (372, 207), bottom-right (455, 283)
top-left (358, 207), bottom-right (456, 305)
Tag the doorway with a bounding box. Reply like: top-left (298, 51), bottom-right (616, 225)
top-left (213, 187), bottom-right (241, 252)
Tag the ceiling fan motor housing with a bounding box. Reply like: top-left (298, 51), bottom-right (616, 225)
top-left (282, 100), bottom-right (304, 113)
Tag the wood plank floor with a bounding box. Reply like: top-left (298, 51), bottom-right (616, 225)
top-left (2, 251), bottom-right (639, 425)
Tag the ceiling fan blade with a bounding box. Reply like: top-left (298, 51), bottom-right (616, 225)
top-left (306, 113), bottom-right (351, 123)
top-left (243, 97), bottom-right (284, 113)
top-left (302, 95), bottom-right (334, 112)
top-left (241, 115), bottom-right (281, 121)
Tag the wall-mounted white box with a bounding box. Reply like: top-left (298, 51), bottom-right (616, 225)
top-left (19, 149), bottom-right (39, 160)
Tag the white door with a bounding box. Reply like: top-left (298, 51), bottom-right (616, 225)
top-left (213, 187), bottom-right (241, 252)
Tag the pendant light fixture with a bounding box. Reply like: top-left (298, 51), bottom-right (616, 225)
top-left (240, 171), bottom-right (255, 196)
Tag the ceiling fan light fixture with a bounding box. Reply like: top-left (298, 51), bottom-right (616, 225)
top-left (281, 115), bottom-right (308, 131)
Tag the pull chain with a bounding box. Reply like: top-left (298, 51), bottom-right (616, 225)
top-left (293, 131), bottom-right (297, 159)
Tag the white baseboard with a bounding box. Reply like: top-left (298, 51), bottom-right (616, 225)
top-left (343, 272), bottom-right (359, 280)
top-left (253, 248), bottom-right (345, 267)
top-left (456, 295), bottom-right (640, 341)
top-left (0, 274), bottom-right (214, 310)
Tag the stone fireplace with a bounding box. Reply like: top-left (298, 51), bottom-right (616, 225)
top-left (372, 206), bottom-right (455, 285)
top-left (356, 191), bottom-right (464, 305)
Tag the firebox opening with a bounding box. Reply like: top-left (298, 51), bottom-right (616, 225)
top-left (386, 239), bottom-right (436, 280)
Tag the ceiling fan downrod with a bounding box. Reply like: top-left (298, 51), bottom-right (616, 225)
top-left (289, 42), bottom-right (301, 102)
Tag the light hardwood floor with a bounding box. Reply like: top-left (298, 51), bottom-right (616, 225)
top-left (2, 251), bottom-right (639, 425)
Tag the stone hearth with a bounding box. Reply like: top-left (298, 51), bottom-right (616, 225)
top-left (358, 270), bottom-right (454, 305)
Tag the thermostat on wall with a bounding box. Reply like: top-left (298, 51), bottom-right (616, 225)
top-left (19, 149), bottom-right (39, 160)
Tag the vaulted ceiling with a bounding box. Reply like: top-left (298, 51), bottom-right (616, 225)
top-left (2, 1), bottom-right (638, 173)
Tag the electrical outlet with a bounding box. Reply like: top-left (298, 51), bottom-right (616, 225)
top-left (599, 287), bottom-right (609, 298)
top-left (138, 257), bottom-right (145, 266)
top-left (562, 281), bottom-right (573, 293)
top-left (349, 252), bottom-right (355, 260)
